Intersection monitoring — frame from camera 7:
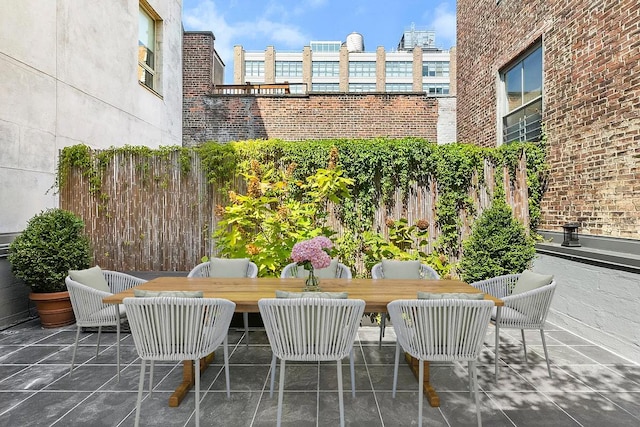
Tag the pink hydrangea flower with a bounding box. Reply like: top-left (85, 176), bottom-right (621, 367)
top-left (290, 237), bottom-right (332, 270)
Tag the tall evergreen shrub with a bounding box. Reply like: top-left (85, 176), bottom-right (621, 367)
top-left (459, 198), bottom-right (535, 283)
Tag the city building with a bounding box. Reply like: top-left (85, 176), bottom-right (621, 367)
top-left (233, 29), bottom-right (454, 96)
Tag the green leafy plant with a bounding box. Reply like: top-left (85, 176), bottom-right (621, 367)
top-left (8, 209), bottom-right (91, 293)
top-left (459, 197), bottom-right (536, 283)
top-left (213, 154), bottom-right (353, 277)
top-left (362, 218), bottom-right (453, 278)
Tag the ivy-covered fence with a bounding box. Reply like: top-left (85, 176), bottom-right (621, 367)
top-left (57, 138), bottom-right (546, 274)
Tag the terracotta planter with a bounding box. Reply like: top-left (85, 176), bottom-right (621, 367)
top-left (29, 291), bottom-right (76, 328)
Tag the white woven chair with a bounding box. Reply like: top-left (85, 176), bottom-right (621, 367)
top-left (388, 299), bottom-right (493, 427)
top-left (371, 261), bottom-right (440, 347)
top-left (259, 298), bottom-right (365, 427)
top-left (280, 261), bottom-right (352, 279)
top-left (124, 296), bottom-right (236, 427)
top-left (188, 260), bottom-right (258, 347)
top-left (470, 274), bottom-right (557, 380)
top-left (66, 271), bottom-right (146, 380)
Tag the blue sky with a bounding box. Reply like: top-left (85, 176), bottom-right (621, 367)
top-left (182, 0), bottom-right (457, 83)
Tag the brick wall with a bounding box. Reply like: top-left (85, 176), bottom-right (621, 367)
top-left (183, 31), bottom-right (215, 141)
top-left (457, 0), bottom-right (640, 239)
top-left (182, 93), bottom-right (441, 145)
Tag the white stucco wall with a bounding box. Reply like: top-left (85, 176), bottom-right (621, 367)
top-left (0, 0), bottom-right (183, 233)
top-left (437, 96), bottom-right (457, 144)
top-left (534, 254), bottom-right (640, 363)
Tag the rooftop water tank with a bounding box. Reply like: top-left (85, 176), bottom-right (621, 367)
top-left (346, 32), bottom-right (364, 52)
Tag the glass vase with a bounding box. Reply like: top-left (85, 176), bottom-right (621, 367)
top-left (303, 267), bottom-right (320, 292)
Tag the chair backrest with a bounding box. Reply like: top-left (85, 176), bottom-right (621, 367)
top-left (371, 262), bottom-right (440, 280)
top-left (187, 261), bottom-right (259, 278)
top-left (124, 297), bottom-right (236, 360)
top-left (387, 299), bottom-right (493, 362)
top-left (66, 277), bottom-right (118, 327)
top-left (280, 262), bottom-right (352, 279)
top-left (258, 298), bottom-right (365, 361)
top-left (503, 281), bottom-right (557, 328)
top-left (101, 270), bottom-right (147, 294)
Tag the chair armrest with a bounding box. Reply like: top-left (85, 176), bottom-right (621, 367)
top-left (469, 274), bottom-right (519, 299)
top-left (103, 270), bottom-right (147, 294)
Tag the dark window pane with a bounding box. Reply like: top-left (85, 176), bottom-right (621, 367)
top-left (523, 47), bottom-right (542, 104)
top-left (505, 66), bottom-right (522, 111)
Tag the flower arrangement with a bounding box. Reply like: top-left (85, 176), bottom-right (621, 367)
top-left (290, 236), bottom-right (333, 291)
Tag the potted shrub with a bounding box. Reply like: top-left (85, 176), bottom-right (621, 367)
top-left (8, 208), bottom-right (91, 327)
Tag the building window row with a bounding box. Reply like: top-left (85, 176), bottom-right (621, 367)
top-left (349, 83), bottom-right (377, 92)
top-left (312, 61), bottom-right (340, 77)
top-left (386, 61), bottom-right (413, 77)
top-left (386, 83), bottom-right (413, 92)
top-left (310, 41), bottom-right (342, 52)
top-left (423, 83), bottom-right (450, 95)
top-left (349, 61), bottom-right (376, 77)
top-left (422, 61), bottom-right (449, 77)
top-left (245, 60), bottom-right (265, 77)
top-left (275, 61), bottom-right (302, 77)
top-left (311, 83), bottom-right (340, 92)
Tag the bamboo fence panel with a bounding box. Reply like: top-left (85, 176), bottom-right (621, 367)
top-left (60, 150), bottom-right (531, 273)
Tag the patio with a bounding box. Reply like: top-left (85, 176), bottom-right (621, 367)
top-left (0, 317), bottom-right (638, 426)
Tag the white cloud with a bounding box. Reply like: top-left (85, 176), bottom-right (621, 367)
top-left (428, 3), bottom-right (456, 48)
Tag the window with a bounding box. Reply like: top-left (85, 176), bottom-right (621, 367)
top-left (348, 83), bottom-right (376, 92)
top-left (422, 61), bottom-right (449, 77)
top-left (386, 83), bottom-right (413, 92)
top-left (311, 83), bottom-right (340, 92)
top-left (423, 83), bottom-right (450, 95)
top-left (349, 61), bottom-right (376, 77)
top-left (245, 61), bottom-right (264, 77)
top-left (501, 45), bottom-right (543, 143)
top-left (386, 61), bottom-right (413, 77)
top-left (310, 41), bottom-right (341, 52)
top-left (138, 4), bottom-right (160, 91)
top-left (275, 61), bottom-right (303, 77)
top-left (312, 61), bottom-right (339, 77)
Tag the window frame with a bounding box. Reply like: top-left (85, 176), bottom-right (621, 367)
top-left (138, 1), bottom-right (161, 94)
top-left (499, 43), bottom-right (543, 144)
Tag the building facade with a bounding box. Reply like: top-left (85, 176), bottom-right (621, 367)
top-left (457, 0), bottom-right (640, 363)
top-left (233, 31), bottom-right (455, 96)
top-left (0, 0), bottom-right (184, 327)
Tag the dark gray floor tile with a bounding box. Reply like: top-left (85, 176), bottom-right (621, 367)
top-left (0, 390), bottom-right (35, 415)
top-left (487, 391), bottom-right (581, 426)
top-left (0, 364), bottom-right (28, 382)
top-left (318, 390), bottom-right (382, 426)
top-left (0, 344), bottom-right (67, 364)
top-left (252, 390), bottom-right (318, 427)
top-left (569, 345), bottom-right (634, 365)
top-left (511, 363), bottom-right (593, 392)
top-left (200, 390), bottom-right (263, 426)
top-left (0, 391), bottom-right (88, 426)
top-left (377, 390), bottom-right (448, 426)
top-left (317, 363), bottom-right (371, 392)
top-left (546, 391), bottom-right (640, 427)
top-left (530, 344), bottom-right (597, 365)
top-left (230, 344), bottom-right (275, 364)
top-left (559, 365), bottom-right (640, 392)
top-left (209, 364), bottom-right (270, 392)
top-left (0, 364), bottom-right (68, 390)
top-left (598, 391), bottom-right (640, 420)
top-left (366, 364), bottom-right (417, 392)
top-left (437, 390), bottom-right (513, 427)
top-left (546, 329), bottom-right (594, 345)
top-left (359, 344), bottom-right (398, 365)
top-left (46, 365), bottom-right (118, 391)
top-left (55, 390), bottom-right (139, 426)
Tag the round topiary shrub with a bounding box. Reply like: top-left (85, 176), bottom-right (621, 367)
top-left (459, 198), bottom-right (536, 283)
top-left (9, 208), bottom-right (91, 293)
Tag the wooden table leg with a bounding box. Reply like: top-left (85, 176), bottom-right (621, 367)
top-left (168, 352), bottom-right (215, 407)
top-left (405, 353), bottom-right (440, 407)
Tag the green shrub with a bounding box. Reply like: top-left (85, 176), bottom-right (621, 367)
top-left (9, 209), bottom-right (91, 292)
top-left (459, 198), bottom-right (535, 283)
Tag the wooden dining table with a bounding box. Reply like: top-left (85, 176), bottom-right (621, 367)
top-left (104, 276), bottom-right (503, 408)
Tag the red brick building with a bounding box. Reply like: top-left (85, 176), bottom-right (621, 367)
top-left (457, 0), bottom-right (640, 240)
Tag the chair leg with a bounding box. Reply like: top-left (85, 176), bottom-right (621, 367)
top-left (392, 341), bottom-right (401, 397)
top-left (277, 359), bottom-right (286, 427)
top-left (494, 307), bottom-right (502, 382)
top-left (223, 336), bottom-right (231, 397)
top-left (243, 312), bottom-right (249, 348)
top-left (469, 361), bottom-right (482, 427)
top-left (149, 361), bottom-right (154, 394)
top-left (195, 358), bottom-right (200, 427)
top-left (96, 326), bottom-right (102, 358)
top-left (70, 326), bottom-right (81, 374)
top-left (349, 348), bottom-right (356, 398)
top-left (378, 315), bottom-right (386, 349)
top-left (116, 310), bottom-right (121, 381)
top-left (521, 329), bottom-right (528, 362)
top-left (337, 360), bottom-right (345, 427)
top-left (418, 359), bottom-right (424, 426)
top-left (134, 360), bottom-right (147, 427)
top-left (540, 329), bottom-right (552, 378)
top-left (269, 353), bottom-right (277, 398)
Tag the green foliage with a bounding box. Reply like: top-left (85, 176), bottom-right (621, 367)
top-left (362, 218), bottom-right (453, 278)
top-left (213, 158), bottom-right (352, 277)
top-left (8, 209), bottom-right (91, 292)
top-left (459, 198), bottom-right (536, 283)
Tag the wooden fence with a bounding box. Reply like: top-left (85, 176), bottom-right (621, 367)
top-left (60, 151), bottom-right (530, 273)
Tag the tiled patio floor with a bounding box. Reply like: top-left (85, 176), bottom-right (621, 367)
top-left (0, 318), bottom-right (638, 426)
